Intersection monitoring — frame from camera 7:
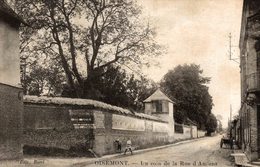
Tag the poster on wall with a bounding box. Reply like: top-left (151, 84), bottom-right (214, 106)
top-left (69, 109), bottom-right (94, 129)
top-left (2, 0), bottom-right (247, 166)
top-left (112, 114), bottom-right (145, 131)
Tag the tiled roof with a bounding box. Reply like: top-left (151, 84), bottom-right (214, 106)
top-left (143, 89), bottom-right (174, 103)
top-left (0, 0), bottom-right (26, 25)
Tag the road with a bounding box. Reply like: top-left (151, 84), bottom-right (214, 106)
top-left (86, 135), bottom-right (233, 167)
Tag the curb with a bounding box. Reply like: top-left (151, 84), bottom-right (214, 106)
top-left (71, 136), bottom-right (208, 167)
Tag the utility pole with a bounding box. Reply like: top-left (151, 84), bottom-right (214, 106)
top-left (230, 104), bottom-right (233, 139)
top-left (230, 104), bottom-right (232, 122)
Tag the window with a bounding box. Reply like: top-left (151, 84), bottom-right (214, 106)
top-left (153, 100), bottom-right (162, 113)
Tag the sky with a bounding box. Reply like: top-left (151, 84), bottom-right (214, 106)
top-left (139, 0), bottom-right (243, 127)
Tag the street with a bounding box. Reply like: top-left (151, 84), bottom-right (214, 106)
top-left (0, 135), bottom-right (234, 167)
top-left (85, 135), bottom-right (233, 167)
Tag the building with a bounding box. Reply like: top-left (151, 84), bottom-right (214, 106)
top-left (0, 0), bottom-right (25, 159)
top-left (143, 89), bottom-right (174, 123)
top-left (239, 0), bottom-right (260, 161)
top-left (143, 89), bottom-right (175, 141)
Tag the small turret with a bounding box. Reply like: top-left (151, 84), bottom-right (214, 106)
top-left (143, 89), bottom-right (175, 124)
top-left (143, 89), bottom-right (175, 141)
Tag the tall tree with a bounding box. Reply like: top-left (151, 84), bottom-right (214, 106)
top-left (16, 0), bottom-right (162, 98)
top-left (160, 64), bottom-right (213, 129)
top-left (23, 63), bottom-right (65, 96)
top-left (205, 114), bottom-right (218, 135)
top-left (85, 65), bottom-right (157, 110)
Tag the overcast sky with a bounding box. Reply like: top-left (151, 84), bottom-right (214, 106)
top-left (140, 0), bottom-right (243, 127)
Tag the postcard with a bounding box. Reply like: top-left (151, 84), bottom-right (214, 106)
top-left (0, 0), bottom-right (257, 166)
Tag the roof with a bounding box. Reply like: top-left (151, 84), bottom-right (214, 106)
top-left (143, 89), bottom-right (174, 103)
top-left (0, 0), bottom-right (27, 25)
top-left (186, 118), bottom-right (197, 126)
top-left (23, 95), bottom-right (167, 123)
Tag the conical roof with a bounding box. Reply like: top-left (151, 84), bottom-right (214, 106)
top-left (143, 89), bottom-right (173, 103)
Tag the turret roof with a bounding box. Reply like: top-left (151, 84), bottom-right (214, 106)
top-left (143, 89), bottom-right (174, 103)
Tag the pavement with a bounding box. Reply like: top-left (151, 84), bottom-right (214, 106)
top-left (0, 135), bottom-right (233, 167)
top-left (231, 149), bottom-right (251, 167)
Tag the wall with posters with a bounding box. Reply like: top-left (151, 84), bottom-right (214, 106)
top-left (23, 96), bottom-right (170, 156)
top-left (93, 113), bottom-right (170, 156)
top-left (23, 96), bottom-right (203, 156)
top-left (23, 104), bottom-right (94, 150)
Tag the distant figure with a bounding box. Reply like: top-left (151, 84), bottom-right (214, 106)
top-left (220, 136), bottom-right (224, 148)
top-left (115, 139), bottom-right (122, 152)
top-left (124, 139), bottom-right (133, 155)
top-left (230, 137), bottom-right (235, 149)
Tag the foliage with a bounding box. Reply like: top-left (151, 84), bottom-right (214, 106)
top-left (205, 114), bottom-right (218, 134)
top-left (84, 65), bottom-right (157, 110)
top-left (217, 121), bottom-right (223, 132)
top-left (22, 63), bottom-right (65, 96)
top-left (160, 64), bottom-right (214, 130)
top-left (215, 114), bottom-right (223, 132)
top-left (16, 0), bottom-right (162, 98)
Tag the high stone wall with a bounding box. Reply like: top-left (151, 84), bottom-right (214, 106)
top-left (0, 83), bottom-right (23, 159)
top-left (23, 96), bottom-right (170, 156)
top-left (23, 104), bottom-right (93, 150)
top-left (93, 112), bottom-right (170, 156)
top-left (23, 96), bottom-right (204, 156)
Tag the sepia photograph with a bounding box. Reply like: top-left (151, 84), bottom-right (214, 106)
top-left (0, 0), bottom-right (258, 166)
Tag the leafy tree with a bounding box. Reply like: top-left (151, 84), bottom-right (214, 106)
top-left (205, 114), bottom-right (218, 135)
top-left (85, 65), bottom-right (157, 110)
top-left (217, 121), bottom-right (223, 132)
top-left (215, 114), bottom-right (223, 132)
top-left (16, 0), bottom-right (162, 98)
top-left (160, 64), bottom-right (213, 129)
top-left (23, 63), bottom-right (65, 96)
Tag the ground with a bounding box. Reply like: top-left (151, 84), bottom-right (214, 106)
top-left (0, 135), bottom-right (234, 167)
top-left (83, 135), bottom-right (234, 167)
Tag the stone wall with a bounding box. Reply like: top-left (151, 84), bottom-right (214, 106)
top-left (23, 104), bottom-right (94, 150)
top-left (173, 124), bottom-right (205, 141)
top-left (23, 98), bottom-right (170, 156)
top-left (23, 96), bottom-right (203, 156)
top-left (197, 130), bottom-right (206, 138)
top-left (191, 125), bottom-right (197, 138)
top-left (0, 83), bottom-right (23, 159)
top-left (93, 112), bottom-right (170, 156)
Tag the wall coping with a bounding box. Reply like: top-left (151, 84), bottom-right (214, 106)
top-left (0, 82), bottom-right (23, 89)
top-left (23, 95), bottom-right (167, 123)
